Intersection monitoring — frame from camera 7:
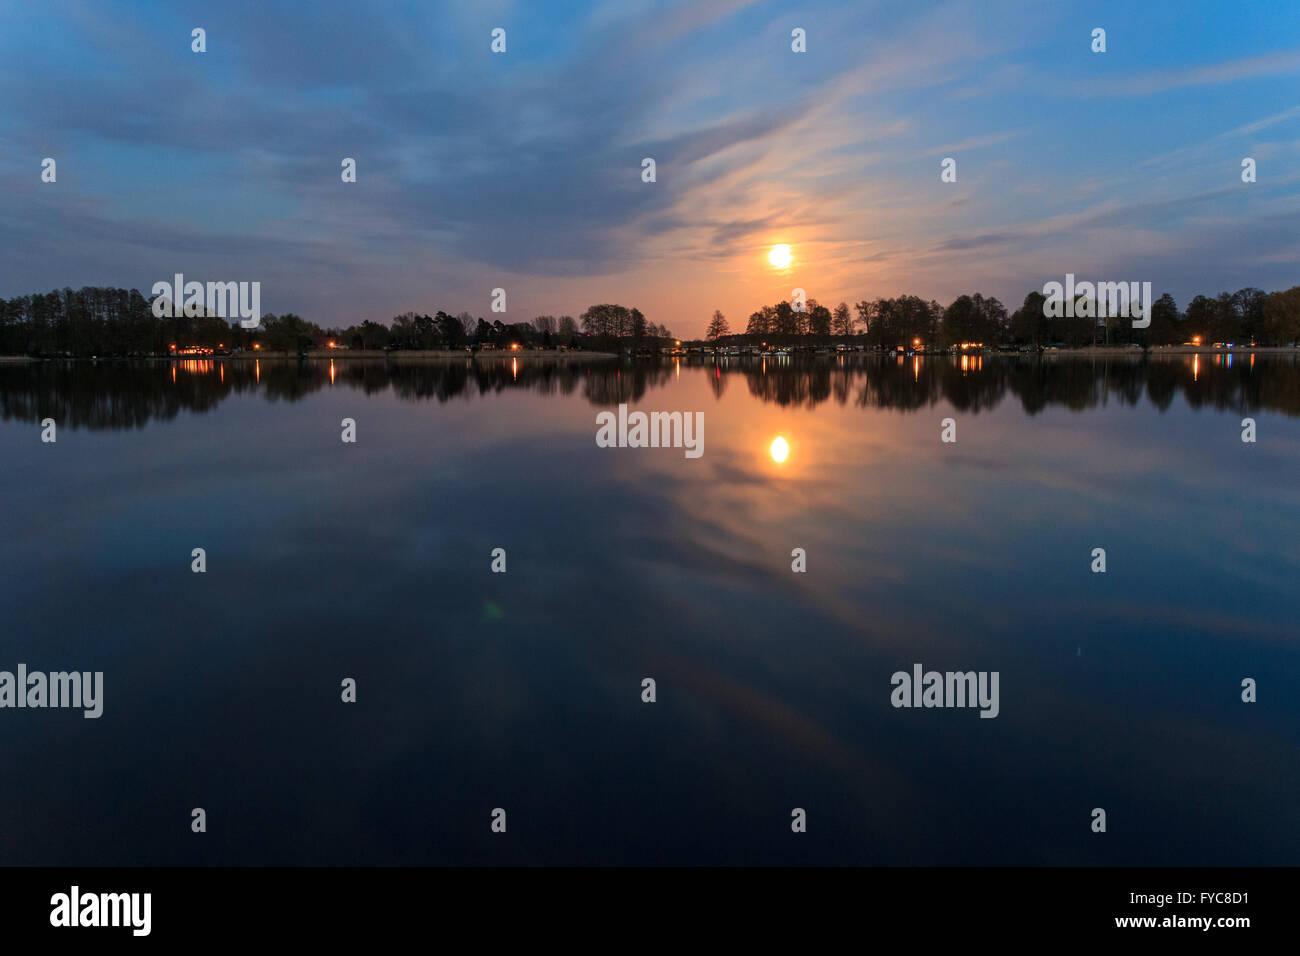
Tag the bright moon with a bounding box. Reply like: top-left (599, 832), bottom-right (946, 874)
top-left (770, 436), bottom-right (789, 463)
top-left (768, 244), bottom-right (792, 269)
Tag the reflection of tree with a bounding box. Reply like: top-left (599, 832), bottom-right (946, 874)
top-left (748, 354), bottom-right (1300, 419)
top-left (707, 364), bottom-right (728, 400)
top-left (581, 363), bottom-right (675, 406)
top-left (4, 354), bottom-right (1300, 431)
top-left (0, 358), bottom-right (677, 430)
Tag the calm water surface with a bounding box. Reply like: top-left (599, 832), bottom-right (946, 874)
top-left (1, 353), bottom-right (1298, 864)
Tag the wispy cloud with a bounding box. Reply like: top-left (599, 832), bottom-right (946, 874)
top-left (922, 130), bottom-right (1025, 156)
top-left (1, 0), bottom-right (1297, 335)
top-left (1078, 47), bottom-right (1300, 97)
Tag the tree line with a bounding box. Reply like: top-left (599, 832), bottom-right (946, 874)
top-left (702, 285), bottom-right (1300, 348)
top-left (3, 284), bottom-right (1298, 356)
top-left (0, 287), bottom-right (674, 356)
top-left (577, 303), bottom-right (673, 341)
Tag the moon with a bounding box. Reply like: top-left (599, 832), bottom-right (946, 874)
top-left (768, 244), bottom-right (793, 269)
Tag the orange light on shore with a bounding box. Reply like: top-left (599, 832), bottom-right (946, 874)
top-left (253, 343), bottom-right (261, 350)
top-left (1192, 336), bottom-right (1201, 346)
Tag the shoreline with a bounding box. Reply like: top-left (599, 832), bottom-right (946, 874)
top-left (0, 349), bottom-right (617, 362)
top-left (2, 345), bottom-right (1295, 363)
top-left (222, 349), bottom-right (619, 360)
top-left (1040, 345), bottom-right (1299, 357)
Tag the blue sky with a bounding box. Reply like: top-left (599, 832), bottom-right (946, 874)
top-left (2, 0), bottom-right (1298, 335)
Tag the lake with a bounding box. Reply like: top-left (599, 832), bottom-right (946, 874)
top-left (1, 352), bottom-right (1297, 865)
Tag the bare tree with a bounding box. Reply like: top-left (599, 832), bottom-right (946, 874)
top-left (832, 301), bottom-right (852, 338)
top-left (457, 312), bottom-right (475, 341)
top-left (705, 310), bottom-right (729, 340)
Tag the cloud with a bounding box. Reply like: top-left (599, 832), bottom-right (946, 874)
top-left (1, 0), bottom-right (1296, 335)
top-left (932, 232), bottom-right (1017, 252)
top-left (922, 131), bottom-right (1025, 156)
top-left (1078, 47), bottom-right (1300, 97)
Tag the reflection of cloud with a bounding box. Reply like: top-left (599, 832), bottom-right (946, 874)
top-left (1080, 601), bottom-right (1297, 645)
top-left (6, 353), bottom-right (1300, 862)
top-left (651, 646), bottom-right (919, 797)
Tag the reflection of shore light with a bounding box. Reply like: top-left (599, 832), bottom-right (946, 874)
top-left (770, 436), bottom-right (789, 463)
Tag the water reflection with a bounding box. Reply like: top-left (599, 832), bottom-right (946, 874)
top-left (1, 351), bottom-right (1298, 867)
top-left (4, 353), bottom-right (1300, 430)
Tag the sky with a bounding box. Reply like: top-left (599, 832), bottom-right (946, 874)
top-left (2, 0), bottom-right (1298, 337)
